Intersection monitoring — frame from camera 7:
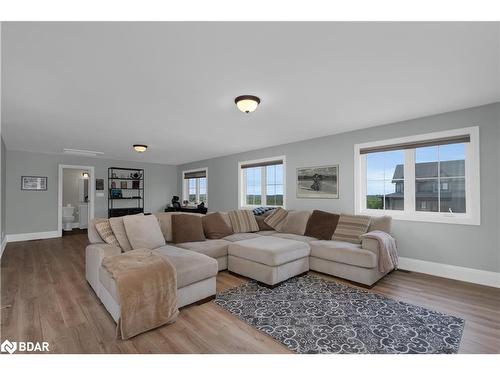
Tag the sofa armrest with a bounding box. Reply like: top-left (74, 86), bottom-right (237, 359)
top-left (361, 237), bottom-right (380, 255)
top-left (85, 244), bottom-right (121, 295)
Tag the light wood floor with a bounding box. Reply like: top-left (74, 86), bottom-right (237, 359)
top-left (1, 233), bottom-right (499, 354)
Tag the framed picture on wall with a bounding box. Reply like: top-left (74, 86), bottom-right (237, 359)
top-left (296, 165), bottom-right (339, 199)
top-left (21, 176), bottom-right (48, 191)
top-left (95, 178), bottom-right (104, 191)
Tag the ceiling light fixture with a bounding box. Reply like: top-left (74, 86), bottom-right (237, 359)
top-left (235, 95), bottom-right (260, 113)
top-left (133, 144), bottom-right (148, 153)
top-left (82, 172), bottom-right (89, 179)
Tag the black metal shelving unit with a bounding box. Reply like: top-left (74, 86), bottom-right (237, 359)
top-left (108, 167), bottom-right (145, 218)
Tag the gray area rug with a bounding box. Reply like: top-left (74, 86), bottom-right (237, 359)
top-left (214, 275), bottom-right (464, 354)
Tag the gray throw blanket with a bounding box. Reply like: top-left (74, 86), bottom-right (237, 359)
top-left (361, 230), bottom-right (398, 273)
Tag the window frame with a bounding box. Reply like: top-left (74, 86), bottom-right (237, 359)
top-left (238, 156), bottom-right (286, 209)
top-left (182, 167), bottom-right (208, 206)
top-left (354, 126), bottom-right (480, 225)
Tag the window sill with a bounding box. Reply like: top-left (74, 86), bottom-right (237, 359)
top-left (357, 208), bottom-right (480, 226)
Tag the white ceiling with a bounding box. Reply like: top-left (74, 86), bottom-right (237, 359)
top-left (2, 22), bottom-right (499, 165)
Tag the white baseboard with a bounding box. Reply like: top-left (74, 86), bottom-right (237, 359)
top-left (398, 257), bottom-right (500, 288)
top-left (0, 237), bottom-right (7, 259)
top-left (5, 230), bottom-right (60, 243)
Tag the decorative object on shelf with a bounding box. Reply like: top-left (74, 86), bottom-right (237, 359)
top-left (108, 167), bottom-right (144, 217)
top-left (296, 164), bottom-right (339, 199)
top-left (182, 200), bottom-right (189, 207)
top-left (96, 178), bottom-right (104, 191)
top-left (21, 176), bottom-right (47, 191)
top-left (235, 95), bottom-right (260, 113)
top-left (133, 144), bottom-right (148, 153)
top-left (171, 196), bottom-right (181, 209)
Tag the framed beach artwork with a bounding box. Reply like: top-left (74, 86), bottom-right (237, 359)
top-left (296, 165), bottom-right (339, 199)
top-left (21, 176), bottom-right (48, 191)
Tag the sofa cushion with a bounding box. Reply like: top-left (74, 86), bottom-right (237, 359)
top-left (304, 210), bottom-right (340, 240)
top-left (223, 232), bottom-right (262, 242)
top-left (228, 210), bottom-right (259, 233)
top-left (95, 219), bottom-right (121, 248)
top-left (202, 212), bottom-right (233, 239)
top-left (123, 214), bottom-right (166, 250)
top-left (309, 240), bottom-right (377, 268)
top-left (368, 215), bottom-right (392, 234)
top-left (271, 233), bottom-right (317, 243)
top-left (154, 212), bottom-right (204, 242)
top-left (88, 218), bottom-right (104, 244)
top-left (228, 236), bottom-right (310, 267)
top-left (278, 210), bottom-right (311, 235)
top-left (176, 239), bottom-right (230, 259)
top-left (171, 214), bottom-right (206, 244)
top-left (109, 214), bottom-right (143, 251)
top-left (332, 214), bottom-right (371, 244)
top-left (256, 230), bottom-right (277, 236)
top-left (263, 207), bottom-right (288, 231)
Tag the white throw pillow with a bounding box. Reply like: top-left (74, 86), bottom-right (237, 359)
top-left (123, 214), bottom-right (166, 250)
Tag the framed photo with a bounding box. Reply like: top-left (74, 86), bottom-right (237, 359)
top-left (21, 176), bottom-right (48, 191)
top-left (296, 165), bottom-right (339, 199)
top-left (95, 178), bottom-right (104, 191)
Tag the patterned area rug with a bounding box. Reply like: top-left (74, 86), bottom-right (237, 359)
top-left (214, 275), bottom-right (464, 354)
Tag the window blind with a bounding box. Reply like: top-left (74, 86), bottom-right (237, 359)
top-left (184, 170), bottom-right (207, 179)
top-left (359, 135), bottom-right (470, 155)
top-left (240, 159), bottom-right (283, 169)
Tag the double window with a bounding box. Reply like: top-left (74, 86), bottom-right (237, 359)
top-left (239, 157), bottom-right (285, 208)
top-left (182, 169), bottom-right (207, 205)
top-left (355, 127), bottom-right (480, 225)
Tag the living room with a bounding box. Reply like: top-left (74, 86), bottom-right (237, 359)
top-left (1, 2), bottom-right (499, 374)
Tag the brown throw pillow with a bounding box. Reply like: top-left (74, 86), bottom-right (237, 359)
top-left (255, 210), bottom-right (274, 231)
top-left (172, 214), bottom-right (206, 244)
top-left (304, 210), bottom-right (340, 240)
top-left (202, 212), bottom-right (233, 239)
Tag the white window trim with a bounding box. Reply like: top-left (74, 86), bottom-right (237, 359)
top-left (354, 126), bottom-right (480, 225)
top-left (238, 156), bottom-right (286, 209)
top-left (182, 167), bottom-right (208, 206)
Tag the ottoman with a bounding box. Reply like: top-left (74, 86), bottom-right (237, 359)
top-left (228, 236), bottom-right (310, 286)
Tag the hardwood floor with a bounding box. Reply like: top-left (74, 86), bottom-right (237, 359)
top-left (1, 233), bottom-right (499, 354)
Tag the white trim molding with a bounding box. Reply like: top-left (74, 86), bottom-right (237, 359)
top-left (399, 257), bottom-right (500, 288)
top-left (5, 231), bottom-right (60, 243)
top-left (354, 126), bottom-right (480, 225)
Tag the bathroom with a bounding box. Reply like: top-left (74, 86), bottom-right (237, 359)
top-left (62, 168), bottom-right (90, 233)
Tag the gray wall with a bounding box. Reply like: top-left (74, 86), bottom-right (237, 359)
top-left (5, 150), bottom-right (178, 234)
top-left (178, 103), bottom-right (500, 273)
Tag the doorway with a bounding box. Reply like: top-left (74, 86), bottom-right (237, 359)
top-left (58, 164), bottom-right (95, 237)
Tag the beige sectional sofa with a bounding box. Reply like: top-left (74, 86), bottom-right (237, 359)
top-left (85, 210), bottom-right (394, 322)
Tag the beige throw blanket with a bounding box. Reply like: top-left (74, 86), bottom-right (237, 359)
top-left (360, 230), bottom-right (398, 273)
top-left (102, 249), bottom-right (178, 339)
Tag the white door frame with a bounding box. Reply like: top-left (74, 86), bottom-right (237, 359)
top-left (58, 164), bottom-right (95, 237)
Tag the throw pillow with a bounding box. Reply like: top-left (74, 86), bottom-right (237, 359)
top-left (228, 210), bottom-right (259, 233)
top-left (255, 210), bottom-right (274, 231)
top-left (109, 213), bottom-right (143, 251)
top-left (172, 214), bottom-right (206, 243)
top-left (202, 212), bottom-right (233, 239)
top-left (123, 214), bottom-right (166, 249)
top-left (368, 215), bottom-right (392, 234)
top-left (154, 212), bottom-right (203, 242)
top-left (332, 214), bottom-right (371, 244)
top-left (278, 210), bottom-right (311, 235)
top-left (304, 210), bottom-right (340, 240)
top-left (94, 219), bottom-right (121, 248)
top-left (263, 207), bottom-right (288, 231)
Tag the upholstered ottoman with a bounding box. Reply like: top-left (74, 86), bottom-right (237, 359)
top-left (227, 236), bottom-right (310, 286)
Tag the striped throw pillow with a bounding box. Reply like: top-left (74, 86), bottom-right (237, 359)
top-left (263, 207), bottom-right (288, 231)
top-left (94, 219), bottom-right (121, 248)
top-left (332, 214), bottom-right (371, 244)
top-left (228, 210), bottom-right (259, 233)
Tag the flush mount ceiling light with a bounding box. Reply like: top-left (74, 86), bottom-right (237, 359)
top-left (133, 144), bottom-right (148, 153)
top-left (82, 172), bottom-right (89, 179)
top-left (235, 95), bottom-right (260, 113)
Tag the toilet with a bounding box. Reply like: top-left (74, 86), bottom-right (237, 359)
top-left (62, 205), bottom-right (76, 231)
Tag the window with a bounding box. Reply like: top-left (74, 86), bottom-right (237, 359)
top-left (182, 168), bottom-right (207, 206)
top-left (239, 157), bottom-right (285, 208)
top-left (355, 127), bottom-right (480, 225)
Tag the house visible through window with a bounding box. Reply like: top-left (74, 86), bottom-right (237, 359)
top-left (355, 127), bottom-right (480, 225)
top-left (239, 157), bottom-right (285, 208)
top-left (182, 169), bottom-right (207, 206)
